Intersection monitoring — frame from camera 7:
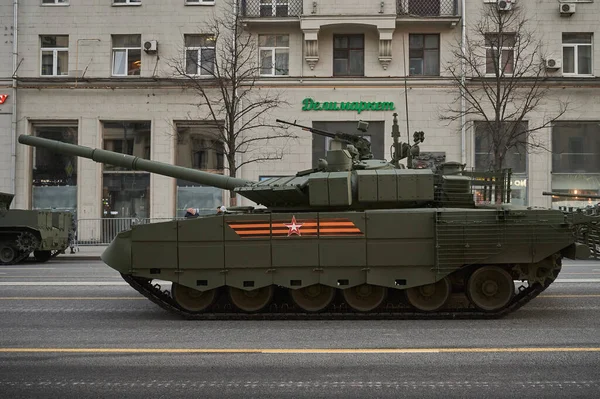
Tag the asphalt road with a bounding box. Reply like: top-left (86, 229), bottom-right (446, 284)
top-left (0, 259), bottom-right (599, 398)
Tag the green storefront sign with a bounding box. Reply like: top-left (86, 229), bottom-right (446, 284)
top-left (302, 98), bottom-right (395, 114)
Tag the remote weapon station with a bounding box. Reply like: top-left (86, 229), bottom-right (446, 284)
top-left (18, 115), bottom-right (597, 319)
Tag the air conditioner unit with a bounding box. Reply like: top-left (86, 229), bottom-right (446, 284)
top-left (497, 0), bottom-right (512, 11)
top-left (143, 40), bottom-right (158, 53)
top-left (545, 58), bottom-right (562, 70)
top-left (560, 3), bottom-right (576, 16)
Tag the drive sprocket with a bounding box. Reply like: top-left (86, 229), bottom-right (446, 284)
top-left (15, 232), bottom-right (39, 253)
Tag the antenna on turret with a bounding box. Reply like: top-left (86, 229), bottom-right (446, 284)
top-left (391, 113), bottom-right (401, 168)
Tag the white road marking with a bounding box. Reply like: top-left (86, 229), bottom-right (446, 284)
top-left (0, 267), bottom-right (56, 270)
top-left (2, 347), bottom-right (600, 354)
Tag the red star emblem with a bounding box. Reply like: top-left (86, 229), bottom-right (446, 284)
top-left (283, 216), bottom-right (303, 236)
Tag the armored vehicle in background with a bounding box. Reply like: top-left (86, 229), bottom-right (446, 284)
top-left (17, 114), bottom-right (598, 319)
top-left (543, 191), bottom-right (600, 260)
top-left (0, 192), bottom-right (73, 265)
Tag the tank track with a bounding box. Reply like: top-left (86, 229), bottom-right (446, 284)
top-left (120, 258), bottom-right (561, 320)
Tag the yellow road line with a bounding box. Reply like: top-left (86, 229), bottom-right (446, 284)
top-left (0, 347), bottom-right (600, 354)
top-left (0, 297), bottom-right (144, 300)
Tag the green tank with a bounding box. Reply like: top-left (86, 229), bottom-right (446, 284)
top-left (0, 192), bottom-right (74, 265)
top-left (17, 114), bottom-right (598, 318)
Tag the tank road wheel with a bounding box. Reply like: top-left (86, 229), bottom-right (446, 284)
top-left (467, 266), bottom-right (515, 312)
top-left (0, 245), bottom-right (16, 264)
top-left (290, 284), bottom-right (336, 312)
top-left (342, 284), bottom-right (386, 312)
top-left (16, 231), bottom-right (39, 253)
top-left (33, 250), bottom-right (52, 263)
top-left (171, 283), bottom-right (218, 313)
top-left (229, 286), bottom-right (274, 313)
top-left (405, 277), bottom-right (451, 312)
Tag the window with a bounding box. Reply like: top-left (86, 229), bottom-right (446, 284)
top-left (551, 121), bottom-right (600, 208)
top-left (552, 122), bottom-right (600, 173)
top-left (562, 33), bottom-right (593, 75)
top-left (407, 0), bottom-right (441, 16)
top-left (175, 122), bottom-right (224, 217)
top-left (40, 35), bottom-right (69, 76)
top-left (474, 121), bottom-right (528, 205)
top-left (113, 0), bottom-right (142, 5)
top-left (42, 0), bottom-right (69, 4)
top-left (474, 122), bottom-right (527, 173)
top-left (485, 33), bottom-right (515, 75)
top-left (333, 35), bottom-right (364, 76)
top-left (102, 121), bottom-right (151, 220)
top-left (112, 35), bottom-right (141, 76)
top-left (260, 0), bottom-right (289, 16)
top-left (185, 35), bottom-right (216, 76)
top-left (409, 34), bottom-right (440, 76)
top-left (185, 0), bottom-right (215, 4)
top-left (32, 124), bottom-right (78, 212)
top-left (259, 35), bottom-right (289, 76)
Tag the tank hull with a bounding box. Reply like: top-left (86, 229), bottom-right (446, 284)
top-left (102, 206), bottom-right (576, 318)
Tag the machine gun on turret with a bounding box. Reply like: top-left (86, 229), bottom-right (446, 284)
top-left (276, 119), bottom-right (373, 160)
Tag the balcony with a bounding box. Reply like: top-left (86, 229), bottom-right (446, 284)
top-left (397, 0), bottom-right (460, 18)
top-left (238, 0), bottom-right (303, 18)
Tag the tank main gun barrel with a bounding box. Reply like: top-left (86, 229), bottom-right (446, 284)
top-left (542, 191), bottom-right (600, 199)
top-left (276, 119), bottom-right (373, 160)
top-left (18, 135), bottom-right (253, 191)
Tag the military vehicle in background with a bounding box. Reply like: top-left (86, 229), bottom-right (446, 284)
top-left (17, 114), bottom-right (598, 319)
top-left (0, 192), bottom-right (74, 265)
top-left (543, 191), bottom-right (600, 260)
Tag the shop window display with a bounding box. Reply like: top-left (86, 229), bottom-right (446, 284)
top-left (175, 122), bottom-right (224, 217)
top-left (474, 121), bottom-right (528, 205)
top-left (102, 121), bottom-right (151, 220)
top-left (31, 124), bottom-right (78, 212)
top-left (551, 121), bottom-right (600, 208)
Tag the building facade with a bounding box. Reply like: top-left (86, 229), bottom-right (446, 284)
top-left (0, 0), bottom-right (15, 194)
top-left (4, 0), bottom-right (600, 238)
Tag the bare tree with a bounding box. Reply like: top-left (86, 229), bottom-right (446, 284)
top-left (169, 0), bottom-right (295, 205)
top-left (442, 2), bottom-right (568, 171)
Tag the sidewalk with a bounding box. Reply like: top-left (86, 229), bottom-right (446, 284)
top-left (55, 246), bottom-right (107, 261)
